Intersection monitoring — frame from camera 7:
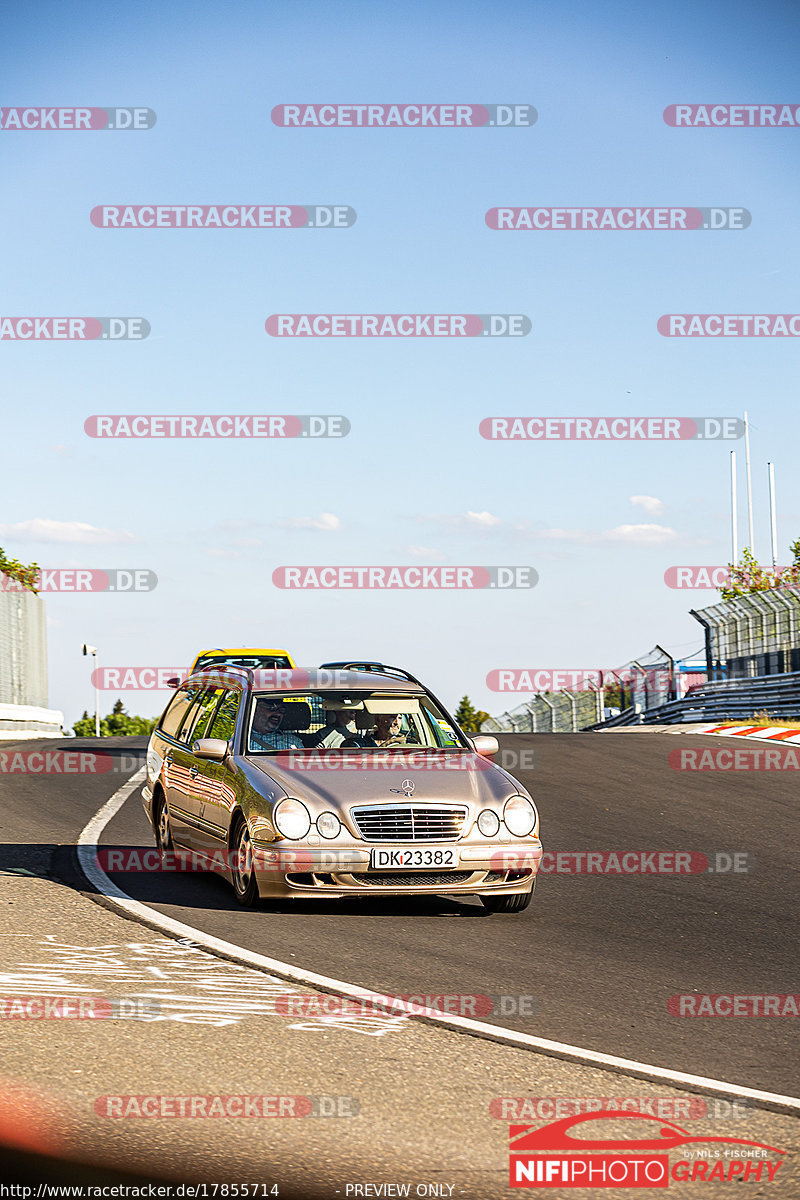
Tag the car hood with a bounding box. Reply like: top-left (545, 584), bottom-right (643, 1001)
top-left (242, 749), bottom-right (525, 811)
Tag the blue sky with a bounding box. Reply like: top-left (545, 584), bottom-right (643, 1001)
top-left (2, 0), bottom-right (799, 725)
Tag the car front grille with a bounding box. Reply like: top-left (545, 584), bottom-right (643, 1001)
top-left (359, 871), bottom-right (476, 886)
top-left (350, 804), bottom-right (467, 842)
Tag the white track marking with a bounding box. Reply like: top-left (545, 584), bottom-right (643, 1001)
top-left (76, 768), bottom-right (800, 1115)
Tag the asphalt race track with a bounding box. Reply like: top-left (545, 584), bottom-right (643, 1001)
top-left (3, 730), bottom-right (797, 1100)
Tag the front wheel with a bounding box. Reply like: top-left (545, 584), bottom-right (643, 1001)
top-left (480, 891), bottom-right (532, 914)
top-left (231, 818), bottom-right (260, 907)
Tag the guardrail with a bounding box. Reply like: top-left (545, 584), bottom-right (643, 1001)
top-left (587, 669), bottom-right (800, 728)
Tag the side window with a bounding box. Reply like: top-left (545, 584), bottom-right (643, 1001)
top-left (184, 687), bottom-right (224, 745)
top-left (173, 684), bottom-right (206, 743)
top-left (207, 690), bottom-right (240, 744)
top-left (159, 687), bottom-right (197, 739)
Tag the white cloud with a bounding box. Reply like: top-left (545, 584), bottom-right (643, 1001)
top-left (602, 523), bottom-right (678, 544)
top-left (417, 511), bottom-right (503, 529)
top-left (0, 518), bottom-right (139, 544)
top-left (630, 495), bottom-right (665, 515)
top-left (285, 512), bottom-right (341, 532)
top-left (466, 511), bottom-right (502, 526)
top-left (407, 545), bottom-right (448, 560)
top-left (537, 523), bottom-right (678, 545)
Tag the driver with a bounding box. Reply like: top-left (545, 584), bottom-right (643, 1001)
top-left (249, 700), bottom-right (305, 751)
top-left (371, 713), bottom-right (405, 747)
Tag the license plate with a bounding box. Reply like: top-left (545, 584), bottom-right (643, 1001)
top-left (370, 845), bottom-right (460, 869)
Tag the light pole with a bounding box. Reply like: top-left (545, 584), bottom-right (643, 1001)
top-left (730, 451), bottom-right (738, 566)
top-left (82, 644), bottom-right (100, 737)
top-left (768, 462), bottom-right (778, 572)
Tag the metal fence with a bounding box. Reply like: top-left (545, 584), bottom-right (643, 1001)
top-left (482, 687), bottom-right (604, 734)
top-left (0, 584), bottom-right (48, 707)
top-left (691, 586), bottom-right (800, 680)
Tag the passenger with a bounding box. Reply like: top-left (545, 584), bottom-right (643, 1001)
top-left (311, 708), bottom-right (363, 748)
top-left (249, 701), bottom-right (305, 751)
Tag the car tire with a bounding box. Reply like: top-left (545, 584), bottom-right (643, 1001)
top-left (480, 891), bottom-right (532, 914)
top-left (231, 816), bottom-right (260, 908)
top-left (154, 793), bottom-right (172, 851)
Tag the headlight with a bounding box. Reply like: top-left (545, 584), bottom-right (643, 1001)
top-left (503, 795), bottom-right (536, 837)
top-left (273, 798), bottom-right (311, 840)
top-left (477, 809), bottom-right (500, 837)
top-left (316, 812), bottom-right (341, 839)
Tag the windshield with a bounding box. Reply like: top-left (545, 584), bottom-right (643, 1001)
top-left (246, 690), bottom-right (468, 754)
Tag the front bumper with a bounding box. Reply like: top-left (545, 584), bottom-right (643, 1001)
top-left (250, 839), bottom-right (542, 898)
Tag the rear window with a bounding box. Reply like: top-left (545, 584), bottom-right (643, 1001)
top-left (194, 654), bottom-right (292, 671)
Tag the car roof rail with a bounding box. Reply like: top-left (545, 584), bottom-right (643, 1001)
top-left (319, 661), bottom-right (426, 687)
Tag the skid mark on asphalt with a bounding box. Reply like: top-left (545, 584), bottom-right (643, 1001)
top-left (0, 936), bottom-right (408, 1036)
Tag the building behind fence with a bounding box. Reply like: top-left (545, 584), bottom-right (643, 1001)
top-left (0, 583), bottom-right (63, 739)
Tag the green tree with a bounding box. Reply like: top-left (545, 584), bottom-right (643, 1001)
top-left (73, 700), bottom-right (157, 738)
top-left (455, 695), bottom-right (491, 733)
top-left (0, 546), bottom-right (39, 593)
top-left (720, 538), bottom-right (800, 599)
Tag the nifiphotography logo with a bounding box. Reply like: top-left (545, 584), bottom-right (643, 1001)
top-left (508, 1111), bottom-right (785, 1187)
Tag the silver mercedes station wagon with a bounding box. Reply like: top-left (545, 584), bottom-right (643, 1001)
top-left (142, 664), bottom-right (542, 912)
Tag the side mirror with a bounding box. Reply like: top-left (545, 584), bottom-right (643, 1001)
top-left (166, 676), bottom-right (180, 689)
top-left (470, 734), bottom-right (499, 758)
top-left (192, 738), bottom-right (228, 762)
